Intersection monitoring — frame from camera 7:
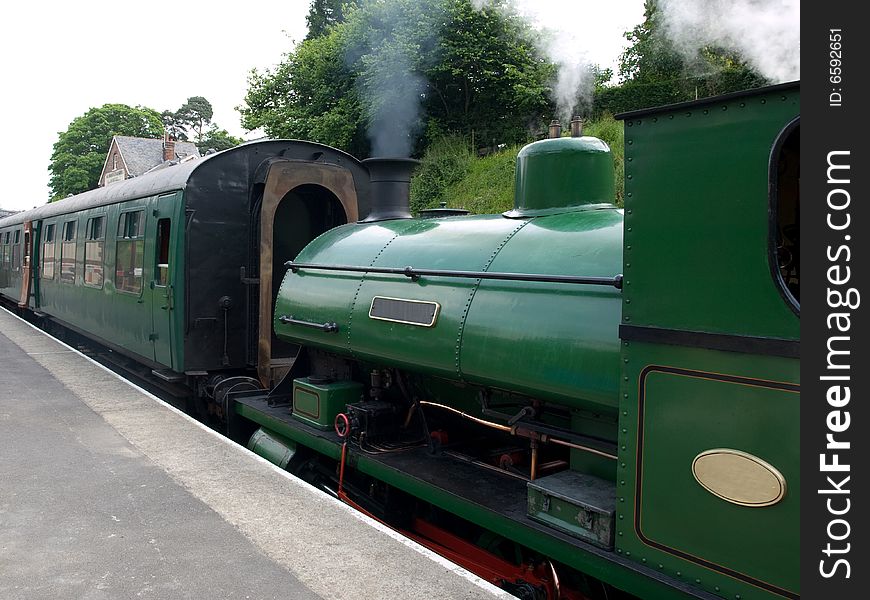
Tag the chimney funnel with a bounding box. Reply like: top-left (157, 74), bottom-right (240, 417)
top-left (163, 132), bottom-right (176, 162)
top-left (548, 120), bottom-right (562, 139)
top-left (570, 116), bottom-right (584, 138)
top-left (360, 158), bottom-right (420, 222)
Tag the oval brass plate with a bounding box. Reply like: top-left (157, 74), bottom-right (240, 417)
top-left (692, 449), bottom-right (786, 507)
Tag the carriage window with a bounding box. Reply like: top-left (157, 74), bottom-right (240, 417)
top-left (1, 231), bottom-right (8, 267)
top-left (770, 119), bottom-right (799, 312)
top-left (59, 221), bottom-right (77, 283)
top-left (42, 223), bottom-right (56, 280)
top-left (155, 218), bottom-right (171, 286)
top-left (116, 210), bottom-right (145, 294)
top-left (11, 229), bottom-right (21, 271)
top-left (84, 216), bottom-right (105, 288)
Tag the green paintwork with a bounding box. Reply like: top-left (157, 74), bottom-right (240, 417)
top-left (150, 195), bottom-right (182, 368)
top-left (18, 192), bottom-right (186, 371)
top-left (247, 428), bottom-right (297, 469)
top-left (527, 471), bottom-right (615, 549)
top-left (620, 87), bottom-right (799, 340)
top-left (292, 378), bottom-right (364, 430)
top-left (509, 137), bottom-right (615, 217)
top-left (617, 85), bottom-right (800, 600)
top-left (616, 345), bottom-right (799, 600)
top-left (275, 208), bottom-right (624, 413)
top-left (234, 400), bottom-right (699, 600)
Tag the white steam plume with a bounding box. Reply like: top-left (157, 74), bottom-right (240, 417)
top-left (362, 45), bottom-right (427, 157)
top-left (353, 0), bottom-right (430, 157)
top-left (657, 0), bottom-right (800, 83)
top-left (472, 0), bottom-right (598, 122)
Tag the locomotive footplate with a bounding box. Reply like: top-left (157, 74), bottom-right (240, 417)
top-left (229, 392), bottom-right (721, 600)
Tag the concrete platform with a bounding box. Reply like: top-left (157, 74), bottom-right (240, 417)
top-left (0, 308), bottom-right (513, 600)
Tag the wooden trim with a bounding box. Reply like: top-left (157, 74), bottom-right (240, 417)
top-left (257, 160), bottom-right (359, 387)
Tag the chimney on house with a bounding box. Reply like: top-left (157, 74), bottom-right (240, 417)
top-left (163, 132), bottom-right (176, 162)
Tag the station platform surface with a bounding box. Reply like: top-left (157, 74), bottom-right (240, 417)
top-left (0, 308), bottom-right (512, 600)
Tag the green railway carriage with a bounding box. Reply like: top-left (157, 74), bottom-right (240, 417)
top-left (0, 140), bottom-right (372, 391)
top-left (230, 82), bottom-right (800, 600)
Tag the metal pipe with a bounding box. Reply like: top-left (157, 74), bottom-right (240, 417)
top-left (530, 439), bottom-right (539, 481)
top-left (570, 116), bottom-right (583, 138)
top-left (420, 401), bottom-right (618, 462)
top-left (287, 261), bottom-right (624, 289)
top-left (548, 437), bottom-right (618, 461)
top-left (548, 120), bottom-right (562, 139)
top-left (278, 314), bottom-right (339, 333)
top-left (419, 401), bottom-right (512, 432)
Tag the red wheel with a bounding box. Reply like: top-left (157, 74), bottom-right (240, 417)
top-left (334, 413), bottom-right (351, 438)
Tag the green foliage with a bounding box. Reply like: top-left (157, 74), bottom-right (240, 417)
top-left (241, 0), bottom-right (553, 158)
top-left (198, 126), bottom-right (243, 153)
top-left (171, 96), bottom-right (214, 143)
top-left (618, 1), bottom-right (684, 85)
top-left (48, 104), bottom-right (163, 200)
top-left (161, 109), bottom-right (189, 141)
top-left (413, 116), bottom-right (625, 216)
top-left (409, 136), bottom-right (474, 214)
top-left (441, 147), bottom-right (518, 214)
top-left (594, 66), bottom-right (767, 116)
top-left (583, 116), bottom-right (624, 206)
top-left (420, 0), bottom-right (553, 148)
top-left (594, 79), bottom-right (686, 115)
top-left (591, 65), bottom-right (614, 94)
top-left (306, 0), bottom-right (356, 40)
top-left (602, 0), bottom-right (767, 115)
top-left (241, 28), bottom-right (366, 154)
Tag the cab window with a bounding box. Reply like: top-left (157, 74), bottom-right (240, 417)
top-left (770, 119), bottom-right (799, 312)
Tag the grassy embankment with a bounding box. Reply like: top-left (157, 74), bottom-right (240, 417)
top-left (410, 116), bottom-right (625, 216)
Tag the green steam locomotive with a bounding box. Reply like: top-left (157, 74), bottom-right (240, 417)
top-left (234, 82), bottom-right (800, 599)
top-left (1, 82), bottom-right (799, 600)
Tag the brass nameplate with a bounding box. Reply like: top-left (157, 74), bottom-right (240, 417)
top-left (692, 448), bottom-right (786, 507)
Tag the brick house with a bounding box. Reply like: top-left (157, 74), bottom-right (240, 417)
top-left (99, 134), bottom-right (200, 187)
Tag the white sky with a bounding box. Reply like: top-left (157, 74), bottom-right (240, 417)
top-left (0, 1), bottom-right (644, 212)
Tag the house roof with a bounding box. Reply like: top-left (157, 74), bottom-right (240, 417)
top-left (113, 136), bottom-right (201, 177)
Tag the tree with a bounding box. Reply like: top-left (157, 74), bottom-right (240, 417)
top-left (174, 96), bottom-right (214, 143)
top-left (240, 0), bottom-right (553, 158)
top-left (197, 126), bottom-right (244, 153)
top-left (305, 0), bottom-right (356, 40)
top-left (48, 104), bottom-right (163, 200)
top-left (161, 109), bottom-right (189, 141)
top-left (241, 26), bottom-right (367, 155)
top-left (417, 0), bottom-right (553, 149)
top-left (596, 0), bottom-right (766, 115)
top-left (591, 65), bottom-right (614, 93)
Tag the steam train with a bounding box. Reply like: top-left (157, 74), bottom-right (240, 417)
top-left (0, 82), bottom-right (800, 600)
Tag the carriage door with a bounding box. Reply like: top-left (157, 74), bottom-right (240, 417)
top-left (150, 195), bottom-right (177, 369)
top-left (18, 221), bottom-right (33, 307)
